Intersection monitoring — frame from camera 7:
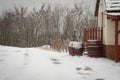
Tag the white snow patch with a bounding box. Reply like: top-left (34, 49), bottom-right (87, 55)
top-left (41, 45), bottom-right (51, 49)
top-left (69, 41), bottom-right (82, 49)
top-left (0, 45), bottom-right (120, 80)
top-left (105, 0), bottom-right (120, 11)
top-left (106, 12), bottom-right (120, 16)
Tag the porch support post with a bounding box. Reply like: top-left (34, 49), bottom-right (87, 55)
top-left (115, 19), bottom-right (119, 63)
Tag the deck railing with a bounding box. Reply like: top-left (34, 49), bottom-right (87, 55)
top-left (83, 27), bottom-right (103, 42)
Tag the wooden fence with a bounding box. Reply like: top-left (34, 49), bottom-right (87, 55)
top-left (83, 27), bottom-right (103, 42)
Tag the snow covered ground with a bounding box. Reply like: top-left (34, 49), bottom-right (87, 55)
top-left (0, 45), bottom-right (120, 80)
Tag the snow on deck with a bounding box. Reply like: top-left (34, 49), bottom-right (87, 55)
top-left (0, 45), bottom-right (120, 80)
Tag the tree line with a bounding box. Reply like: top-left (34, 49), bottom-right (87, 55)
top-left (0, 3), bottom-right (97, 51)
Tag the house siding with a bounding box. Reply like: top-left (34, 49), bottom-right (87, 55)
top-left (105, 20), bottom-right (120, 45)
top-left (98, 0), bottom-right (105, 27)
top-left (98, 0), bottom-right (120, 45)
top-left (97, 0), bottom-right (120, 61)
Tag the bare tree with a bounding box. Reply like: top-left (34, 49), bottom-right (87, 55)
top-left (0, 3), bottom-right (97, 51)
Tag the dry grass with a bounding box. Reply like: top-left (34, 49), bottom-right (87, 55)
top-left (50, 39), bottom-right (69, 52)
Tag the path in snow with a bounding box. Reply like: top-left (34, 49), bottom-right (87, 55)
top-left (0, 45), bottom-right (120, 80)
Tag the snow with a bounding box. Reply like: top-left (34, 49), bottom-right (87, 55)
top-left (106, 12), bottom-right (120, 16)
top-left (69, 41), bottom-right (82, 49)
top-left (105, 0), bottom-right (120, 11)
top-left (0, 45), bottom-right (120, 80)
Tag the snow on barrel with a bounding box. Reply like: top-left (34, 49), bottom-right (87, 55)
top-left (68, 41), bottom-right (83, 56)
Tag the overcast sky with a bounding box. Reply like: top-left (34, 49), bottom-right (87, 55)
top-left (0, 0), bottom-right (96, 14)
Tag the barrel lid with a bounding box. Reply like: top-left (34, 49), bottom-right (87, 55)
top-left (87, 40), bottom-right (102, 43)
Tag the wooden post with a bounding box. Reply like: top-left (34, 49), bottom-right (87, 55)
top-left (92, 28), bottom-right (94, 39)
top-left (84, 27), bottom-right (86, 42)
top-left (101, 27), bottom-right (103, 42)
top-left (87, 28), bottom-right (90, 39)
top-left (95, 27), bottom-right (97, 40)
top-left (93, 27), bottom-right (94, 40)
top-left (90, 28), bottom-right (92, 40)
top-left (115, 19), bottom-right (119, 63)
top-left (98, 27), bottom-right (100, 40)
top-left (91, 28), bottom-right (93, 40)
top-left (86, 28), bottom-right (89, 41)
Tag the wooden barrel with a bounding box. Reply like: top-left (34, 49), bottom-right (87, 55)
top-left (87, 40), bottom-right (103, 57)
top-left (69, 41), bottom-right (83, 56)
